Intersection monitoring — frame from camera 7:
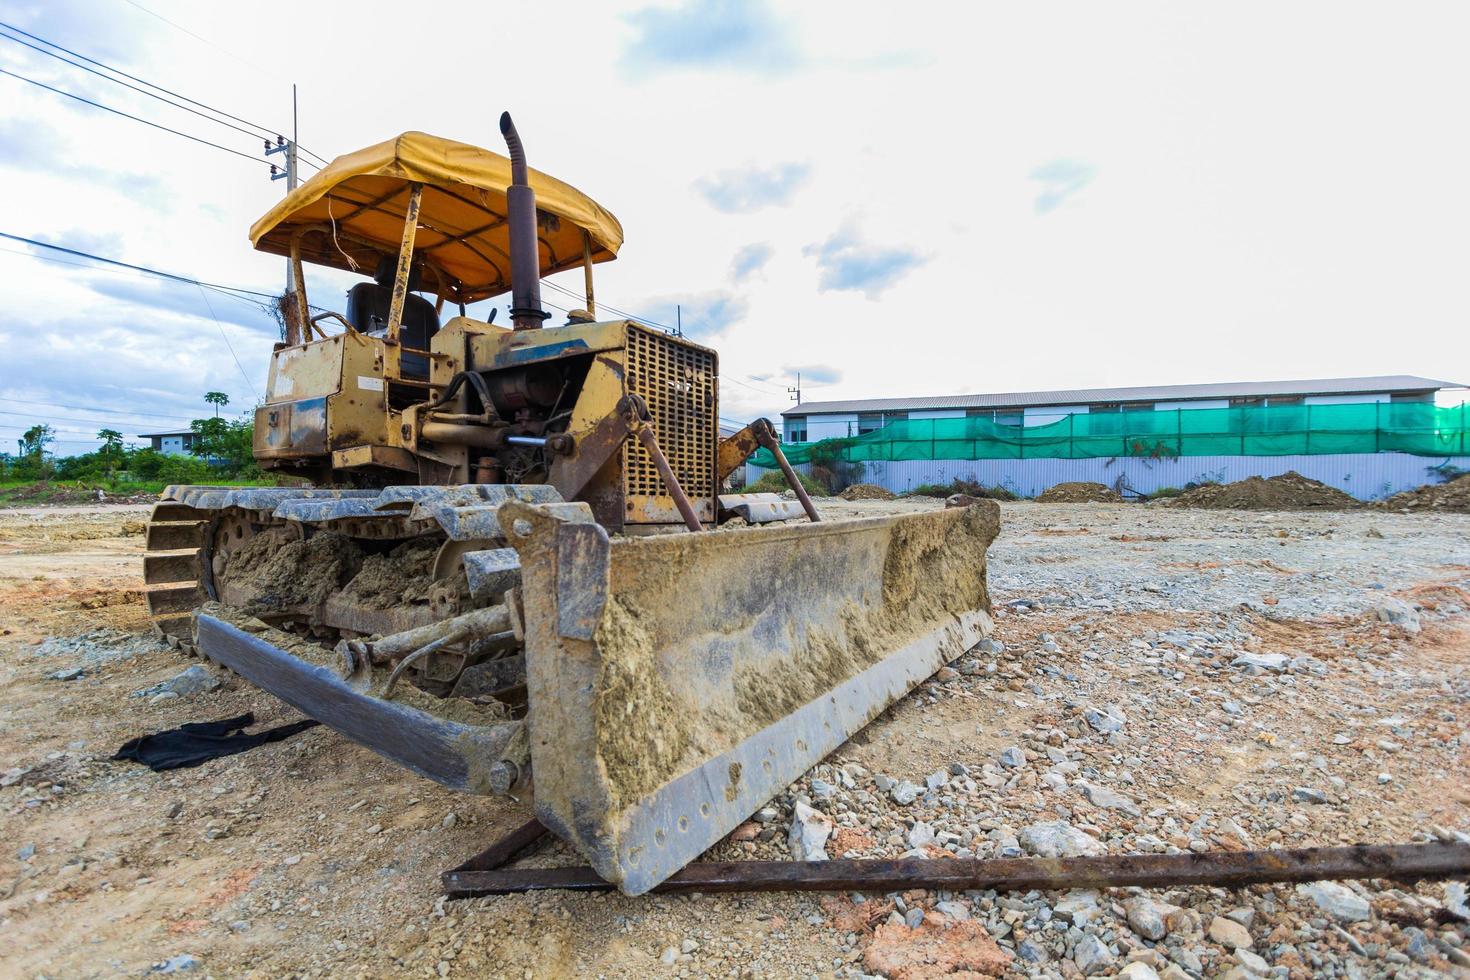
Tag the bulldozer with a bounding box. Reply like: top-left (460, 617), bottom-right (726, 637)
top-left (142, 114), bottom-right (999, 895)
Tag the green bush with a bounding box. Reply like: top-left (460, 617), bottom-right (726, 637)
top-left (737, 470), bottom-right (829, 497)
top-left (1146, 486), bottom-right (1184, 499)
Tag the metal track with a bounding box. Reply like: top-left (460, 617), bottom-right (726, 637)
top-left (142, 499), bottom-right (210, 652)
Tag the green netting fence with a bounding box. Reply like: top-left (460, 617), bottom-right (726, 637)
top-left (753, 402), bottom-right (1470, 467)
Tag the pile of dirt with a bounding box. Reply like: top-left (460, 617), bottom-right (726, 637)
top-left (216, 529), bottom-right (365, 612)
top-left (1161, 471), bottom-right (1358, 510)
top-left (336, 538), bottom-right (439, 608)
top-left (1374, 473), bottom-right (1470, 512)
top-left (1036, 481), bottom-right (1122, 503)
top-left (839, 483), bottom-right (896, 501)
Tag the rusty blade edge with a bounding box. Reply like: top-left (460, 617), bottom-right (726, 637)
top-left (442, 841), bottom-right (1470, 898)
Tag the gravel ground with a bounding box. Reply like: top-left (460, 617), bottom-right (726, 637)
top-left (1, 500), bottom-right (1467, 978)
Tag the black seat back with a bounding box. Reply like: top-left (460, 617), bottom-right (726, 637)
top-left (346, 258), bottom-right (440, 380)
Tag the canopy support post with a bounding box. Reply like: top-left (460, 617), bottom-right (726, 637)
top-left (582, 229), bottom-right (596, 317)
top-left (387, 182), bottom-right (424, 343)
top-left (288, 234), bottom-right (310, 344)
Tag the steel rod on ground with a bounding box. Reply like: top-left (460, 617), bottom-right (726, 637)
top-left (444, 841), bottom-right (1470, 898)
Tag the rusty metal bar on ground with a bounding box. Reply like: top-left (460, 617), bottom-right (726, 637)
top-left (444, 841), bottom-right (1470, 899)
top-left (450, 817), bottom-right (550, 874)
top-left (753, 418), bottom-right (820, 523)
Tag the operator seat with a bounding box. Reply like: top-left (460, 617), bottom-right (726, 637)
top-left (346, 257), bottom-right (440, 380)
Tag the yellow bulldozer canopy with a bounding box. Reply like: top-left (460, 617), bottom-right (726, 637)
top-left (249, 131), bottom-right (624, 304)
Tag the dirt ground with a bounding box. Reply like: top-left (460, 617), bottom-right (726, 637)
top-left (1, 499), bottom-right (1467, 978)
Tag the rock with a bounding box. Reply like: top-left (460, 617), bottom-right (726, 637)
top-left (1053, 890), bottom-right (1102, 925)
top-left (788, 801), bottom-right (833, 861)
top-left (681, 938), bottom-right (698, 954)
top-left (16, 842), bottom-right (35, 860)
top-left (934, 900), bottom-right (970, 920)
top-left (998, 746), bottom-right (1027, 768)
top-left (904, 907), bottom-right (925, 928)
top-left (149, 955), bottom-right (199, 974)
top-left (441, 812), bottom-right (457, 829)
top-left (1084, 704), bottom-right (1126, 733)
top-left (658, 946), bottom-right (678, 965)
top-left (1208, 914), bottom-right (1253, 949)
top-left (810, 777), bottom-right (836, 798)
top-left (1296, 881), bottom-right (1371, 923)
top-left (1446, 881), bottom-right (1470, 922)
top-left (1232, 652), bottom-right (1290, 672)
top-left (906, 821), bottom-right (935, 849)
top-left (0, 766), bottom-right (29, 787)
top-left (1076, 780), bottom-right (1141, 816)
top-left (1117, 963), bottom-right (1160, 980)
top-left (1292, 787), bottom-right (1329, 804)
top-left (1124, 896), bottom-right (1168, 940)
top-left (1041, 772), bottom-right (1068, 792)
top-left (1016, 939), bottom-right (1049, 962)
top-left (891, 780), bottom-right (923, 805)
top-left (864, 919), bottom-right (1012, 977)
top-left (48, 666), bottom-right (86, 681)
top-left (1373, 598), bottom-right (1421, 634)
top-left (1234, 947), bottom-right (1270, 974)
top-left (925, 769), bottom-right (950, 790)
top-left (729, 822), bottom-right (760, 842)
top-left (133, 664), bottom-right (222, 700)
top-left (1019, 820), bottom-right (1105, 858)
top-left (1073, 934), bottom-right (1115, 975)
top-left (753, 806), bottom-right (779, 823)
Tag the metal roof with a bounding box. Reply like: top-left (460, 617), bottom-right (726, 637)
top-left (782, 375), bottom-right (1464, 417)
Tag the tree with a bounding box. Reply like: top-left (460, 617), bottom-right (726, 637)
top-left (17, 423), bottom-right (54, 460)
top-left (97, 428), bottom-right (125, 457)
top-left (204, 391), bottom-right (230, 418)
top-left (15, 424), bottom-right (55, 480)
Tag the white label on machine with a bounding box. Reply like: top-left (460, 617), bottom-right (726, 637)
top-left (357, 375), bottom-right (384, 392)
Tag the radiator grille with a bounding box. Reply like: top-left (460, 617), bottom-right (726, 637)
top-left (623, 325), bottom-right (717, 523)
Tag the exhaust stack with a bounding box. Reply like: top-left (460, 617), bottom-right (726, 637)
top-left (500, 112), bottom-right (550, 330)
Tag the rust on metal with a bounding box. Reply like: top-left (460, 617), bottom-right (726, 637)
top-left (386, 181), bottom-right (424, 343)
top-left (444, 841), bottom-right (1470, 898)
top-left (449, 817), bottom-right (550, 874)
top-left (633, 410), bottom-right (703, 531)
top-left (753, 418), bottom-right (819, 522)
top-left (715, 421), bottom-right (762, 485)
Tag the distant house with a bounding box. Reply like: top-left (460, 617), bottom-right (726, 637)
top-left (138, 429), bottom-right (199, 455)
top-left (756, 375), bottom-right (1470, 501)
top-left (781, 375), bottom-right (1459, 443)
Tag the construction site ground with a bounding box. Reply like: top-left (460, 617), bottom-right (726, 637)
top-left (1, 499), bottom-right (1467, 978)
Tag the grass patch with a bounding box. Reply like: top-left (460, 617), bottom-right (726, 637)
top-left (0, 477), bottom-right (290, 507)
top-left (736, 471), bottom-right (829, 497)
top-left (901, 478), bottom-right (1018, 501)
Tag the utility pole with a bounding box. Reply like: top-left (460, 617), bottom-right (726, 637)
top-left (675, 304), bottom-right (683, 338)
top-left (788, 372), bottom-right (801, 405)
top-left (264, 85), bottom-right (300, 339)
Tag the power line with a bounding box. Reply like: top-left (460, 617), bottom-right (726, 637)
top-left (0, 396), bottom-right (198, 422)
top-left (119, 0), bottom-right (273, 76)
top-left (196, 283), bottom-right (258, 399)
top-left (0, 18), bottom-right (333, 167)
top-left (0, 28), bottom-right (270, 144)
top-left (0, 65), bottom-right (272, 167)
top-left (0, 409), bottom-right (194, 428)
top-left (0, 232), bottom-right (277, 300)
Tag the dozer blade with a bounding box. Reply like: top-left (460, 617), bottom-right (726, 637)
top-left (501, 498), bottom-right (999, 895)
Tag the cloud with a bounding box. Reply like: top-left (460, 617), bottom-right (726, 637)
top-left (802, 224), bottom-right (927, 299)
top-left (782, 364), bottom-right (842, 385)
top-left (83, 276), bottom-right (278, 335)
top-left (0, 119), bottom-right (168, 198)
top-left (40, 228), bottom-right (126, 258)
top-left (695, 163), bottom-right (809, 213)
top-left (729, 242), bottom-right (774, 282)
top-left (1029, 158), bottom-right (1098, 215)
top-left (622, 0), bottom-right (801, 75)
top-left (634, 290), bottom-right (748, 337)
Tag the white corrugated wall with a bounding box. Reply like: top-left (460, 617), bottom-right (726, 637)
top-left (747, 452), bottom-right (1469, 501)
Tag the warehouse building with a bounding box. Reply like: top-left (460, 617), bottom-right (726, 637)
top-left (755, 376), bottom-right (1469, 500)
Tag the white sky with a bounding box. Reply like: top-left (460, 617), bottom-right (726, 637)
top-left (1, 0), bottom-right (1467, 453)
